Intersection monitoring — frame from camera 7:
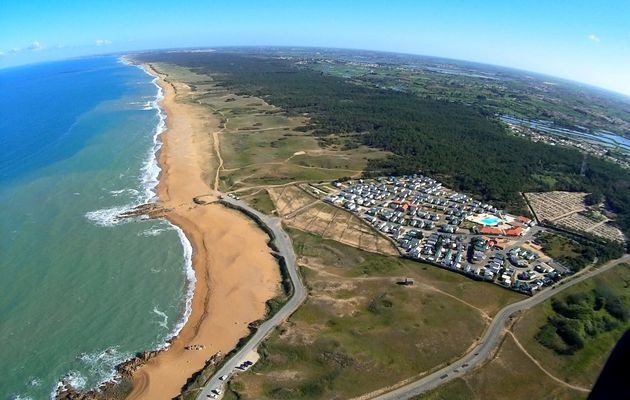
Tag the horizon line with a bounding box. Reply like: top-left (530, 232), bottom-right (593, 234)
top-left (2, 44), bottom-right (630, 100)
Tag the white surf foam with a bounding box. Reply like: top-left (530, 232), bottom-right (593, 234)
top-left (28, 377), bottom-right (41, 387)
top-left (153, 307), bottom-right (169, 329)
top-left (84, 61), bottom-right (166, 227)
top-left (109, 188), bottom-right (139, 197)
top-left (51, 346), bottom-right (131, 399)
top-left (52, 370), bottom-right (87, 398)
top-left (139, 226), bottom-right (168, 237)
top-left (65, 371), bottom-right (87, 390)
top-left (132, 67), bottom-right (197, 343)
top-left (134, 62), bottom-right (196, 338)
top-left (85, 205), bottom-right (138, 227)
top-left (160, 222), bottom-right (196, 344)
top-left (71, 57), bottom-right (196, 397)
top-left (139, 70), bottom-right (166, 203)
top-left (78, 347), bottom-right (128, 384)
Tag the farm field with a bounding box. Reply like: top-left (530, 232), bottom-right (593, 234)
top-left (267, 184), bottom-right (399, 256)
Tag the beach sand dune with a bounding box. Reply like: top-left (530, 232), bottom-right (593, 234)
top-left (126, 65), bottom-right (280, 400)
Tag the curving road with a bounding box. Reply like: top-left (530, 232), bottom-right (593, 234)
top-left (373, 254), bottom-right (630, 400)
top-left (193, 196), bottom-right (627, 400)
top-left (196, 197), bottom-right (307, 400)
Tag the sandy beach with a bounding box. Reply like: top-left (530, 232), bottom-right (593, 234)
top-left (126, 64), bottom-right (281, 399)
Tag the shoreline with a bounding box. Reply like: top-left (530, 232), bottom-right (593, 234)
top-left (139, 61), bottom-right (196, 350)
top-left (122, 62), bottom-right (281, 399)
top-left (57, 58), bottom-right (282, 400)
top-left (56, 58), bottom-right (193, 400)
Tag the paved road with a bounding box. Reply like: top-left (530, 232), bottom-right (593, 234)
top-left (373, 254), bottom-right (630, 400)
top-left (196, 197), bottom-right (307, 400)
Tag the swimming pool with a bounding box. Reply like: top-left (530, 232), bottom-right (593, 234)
top-left (480, 216), bottom-right (501, 225)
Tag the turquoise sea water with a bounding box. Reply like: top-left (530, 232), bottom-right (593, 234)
top-left (0, 56), bottom-right (192, 399)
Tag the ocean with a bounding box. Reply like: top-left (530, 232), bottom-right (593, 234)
top-left (0, 56), bottom-right (192, 399)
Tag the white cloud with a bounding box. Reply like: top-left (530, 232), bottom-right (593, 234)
top-left (1, 41), bottom-right (46, 57)
top-left (95, 39), bottom-right (112, 46)
top-left (587, 34), bottom-right (600, 42)
top-left (27, 41), bottom-right (42, 50)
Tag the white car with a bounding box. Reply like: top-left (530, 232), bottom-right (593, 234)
top-left (219, 374), bottom-right (229, 381)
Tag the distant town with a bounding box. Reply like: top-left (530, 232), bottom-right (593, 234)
top-left (325, 174), bottom-right (583, 295)
top-left (500, 115), bottom-right (630, 170)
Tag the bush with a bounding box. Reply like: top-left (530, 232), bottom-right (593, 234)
top-left (536, 287), bottom-right (630, 355)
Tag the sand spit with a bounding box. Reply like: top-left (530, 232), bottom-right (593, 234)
top-left (122, 64), bottom-right (280, 399)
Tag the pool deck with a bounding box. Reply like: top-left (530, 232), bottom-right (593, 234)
top-left (468, 213), bottom-right (514, 227)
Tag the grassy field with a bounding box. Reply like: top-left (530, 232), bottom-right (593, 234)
top-left (152, 61), bottom-right (390, 195)
top-left (537, 231), bottom-right (602, 271)
top-left (415, 335), bottom-right (582, 400)
top-left (513, 263), bottom-right (630, 388)
top-left (417, 264), bottom-right (630, 400)
top-left (225, 230), bottom-right (525, 399)
top-left (284, 201), bottom-right (400, 256)
top-left (237, 188), bottom-right (276, 214)
top-left (264, 184), bottom-right (399, 256)
top-left (539, 232), bottom-right (583, 259)
top-left (291, 229), bottom-right (525, 317)
top-left (166, 64), bottom-right (388, 191)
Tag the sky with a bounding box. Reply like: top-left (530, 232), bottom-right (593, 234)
top-left (1, 0), bottom-right (629, 96)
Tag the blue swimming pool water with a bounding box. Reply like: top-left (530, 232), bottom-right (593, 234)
top-left (480, 216), bottom-right (501, 225)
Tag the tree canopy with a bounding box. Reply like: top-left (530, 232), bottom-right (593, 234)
top-left (137, 51), bottom-right (630, 242)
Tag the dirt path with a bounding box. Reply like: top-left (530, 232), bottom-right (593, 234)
top-left (300, 263), bottom-right (491, 320)
top-left (584, 218), bottom-right (611, 232)
top-left (211, 109), bottom-right (227, 191)
top-left (233, 125), bottom-right (295, 133)
top-left (283, 199), bottom-right (321, 219)
top-left (508, 331), bottom-right (590, 393)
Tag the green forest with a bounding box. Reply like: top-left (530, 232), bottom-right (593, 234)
top-left (538, 232), bottom-right (624, 271)
top-left (535, 288), bottom-right (629, 355)
top-left (137, 51), bottom-right (630, 243)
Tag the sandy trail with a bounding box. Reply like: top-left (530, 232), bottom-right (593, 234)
top-left (507, 332), bottom-right (590, 393)
top-left (126, 65), bottom-right (280, 400)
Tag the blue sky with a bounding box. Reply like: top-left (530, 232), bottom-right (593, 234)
top-left (1, 0), bottom-right (629, 95)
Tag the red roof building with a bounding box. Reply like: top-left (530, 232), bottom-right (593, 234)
top-left (479, 226), bottom-right (503, 236)
top-left (506, 226), bottom-right (524, 237)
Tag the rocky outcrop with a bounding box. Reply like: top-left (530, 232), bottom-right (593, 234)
top-left (56, 385), bottom-right (100, 400)
top-left (116, 203), bottom-right (172, 221)
top-left (55, 350), bottom-right (161, 400)
top-left (116, 350), bottom-right (160, 377)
